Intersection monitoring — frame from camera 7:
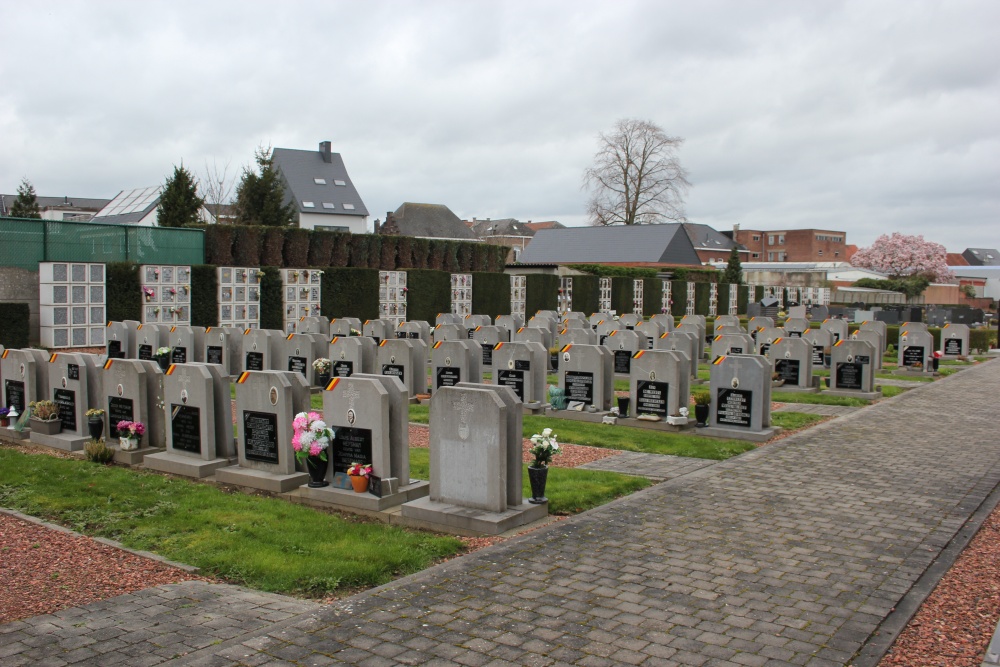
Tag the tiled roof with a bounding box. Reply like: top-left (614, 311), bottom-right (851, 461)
top-left (272, 145), bottom-right (369, 217)
top-left (518, 224), bottom-right (701, 265)
top-left (390, 203), bottom-right (478, 239)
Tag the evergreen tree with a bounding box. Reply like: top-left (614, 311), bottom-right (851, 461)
top-left (9, 178), bottom-right (41, 219)
top-left (721, 246), bottom-right (743, 285)
top-left (157, 165), bottom-right (204, 227)
top-left (233, 146), bottom-right (296, 227)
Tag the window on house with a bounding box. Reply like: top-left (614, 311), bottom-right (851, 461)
top-left (768, 252), bottom-right (774, 261)
top-left (334, 180), bottom-right (346, 186)
top-left (302, 201), bottom-right (315, 208)
top-left (752, 253), bottom-right (760, 259)
top-left (818, 250), bottom-right (823, 256)
top-left (314, 178), bottom-right (327, 185)
top-left (322, 203), bottom-right (335, 209)
top-left (778, 252), bottom-right (786, 261)
top-left (343, 204), bottom-right (356, 210)
top-left (778, 235), bottom-right (785, 245)
top-left (768, 235), bottom-right (775, 246)
top-left (752, 235), bottom-right (760, 241)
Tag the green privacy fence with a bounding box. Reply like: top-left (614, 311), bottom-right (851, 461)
top-left (0, 217), bottom-right (204, 269)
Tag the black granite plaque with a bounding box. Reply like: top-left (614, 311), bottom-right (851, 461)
top-left (333, 360), bottom-right (354, 377)
top-left (811, 345), bottom-right (824, 366)
top-left (514, 359), bottom-right (530, 371)
top-left (107, 397), bottom-right (134, 438)
top-left (4, 380), bottom-right (25, 414)
top-left (171, 347), bottom-right (187, 364)
top-left (775, 359), bottom-right (800, 383)
top-left (599, 335), bottom-right (608, 346)
top-left (245, 351), bottom-right (264, 371)
top-left (944, 338), bottom-right (963, 355)
top-left (332, 427), bottom-right (373, 474)
top-left (66, 364), bottom-right (80, 381)
top-left (497, 369), bottom-right (525, 401)
top-left (716, 388), bottom-right (752, 428)
top-left (902, 346), bottom-right (924, 368)
top-left (288, 356), bottom-right (308, 377)
top-left (564, 371), bottom-right (594, 404)
top-left (138, 344), bottom-right (153, 361)
top-left (382, 364), bottom-right (404, 382)
top-left (467, 329), bottom-right (475, 339)
top-left (396, 331), bottom-right (407, 339)
top-left (613, 350), bottom-right (631, 374)
top-left (107, 340), bottom-right (124, 358)
top-left (835, 362), bottom-right (863, 390)
top-left (636, 380), bottom-right (668, 417)
top-left (729, 346), bottom-right (744, 355)
top-left (171, 404), bottom-right (201, 454)
top-left (368, 474), bottom-right (383, 498)
top-left (53, 389), bottom-right (76, 431)
top-left (855, 355), bottom-right (870, 365)
top-left (370, 336), bottom-right (381, 345)
top-left (481, 344), bottom-right (493, 366)
top-left (206, 346), bottom-right (224, 365)
top-left (243, 411), bottom-right (279, 464)
top-left (831, 332), bottom-right (841, 344)
top-left (759, 344), bottom-right (771, 356)
top-left (436, 367), bottom-right (460, 389)
top-left (408, 332), bottom-right (420, 339)
top-left (787, 331), bottom-right (802, 338)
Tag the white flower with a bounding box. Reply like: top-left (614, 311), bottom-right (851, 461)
top-left (312, 420), bottom-right (327, 431)
top-left (542, 428), bottom-right (552, 437)
top-left (300, 431), bottom-right (315, 446)
top-left (551, 443), bottom-right (560, 451)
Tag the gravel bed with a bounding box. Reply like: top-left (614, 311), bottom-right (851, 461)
top-left (0, 512), bottom-right (202, 624)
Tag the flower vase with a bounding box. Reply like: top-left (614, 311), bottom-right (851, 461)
top-left (306, 455), bottom-right (329, 488)
top-left (527, 466), bottom-right (548, 504)
top-left (88, 417), bottom-right (104, 441)
top-left (694, 404), bottom-right (709, 427)
top-left (119, 436), bottom-right (132, 450)
top-left (156, 356), bottom-right (170, 372)
top-left (316, 371), bottom-right (331, 388)
top-left (350, 475), bottom-right (369, 493)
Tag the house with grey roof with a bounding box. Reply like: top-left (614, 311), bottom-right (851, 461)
top-left (377, 203), bottom-right (477, 240)
top-left (0, 194), bottom-right (111, 221)
top-left (962, 248), bottom-right (1000, 266)
top-left (518, 224), bottom-right (701, 267)
top-left (468, 218), bottom-right (538, 262)
top-left (90, 185), bottom-right (214, 226)
top-left (271, 141), bottom-right (370, 233)
top-left (681, 223), bottom-right (748, 264)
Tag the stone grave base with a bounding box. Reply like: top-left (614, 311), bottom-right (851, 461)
top-left (1, 426), bottom-right (30, 441)
top-left (772, 384), bottom-right (820, 394)
top-left (615, 417), bottom-right (696, 433)
top-left (143, 452), bottom-right (235, 479)
top-left (823, 389), bottom-right (882, 400)
top-left (545, 408), bottom-right (611, 424)
top-left (29, 431), bottom-right (88, 452)
top-left (114, 446), bottom-right (164, 465)
top-left (892, 369), bottom-right (939, 378)
top-left (401, 497), bottom-right (549, 536)
top-left (698, 425), bottom-right (780, 443)
top-left (522, 401), bottom-right (547, 415)
top-left (214, 466), bottom-right (310, 493)
top-left (296, 480), bottom-right (429, 513)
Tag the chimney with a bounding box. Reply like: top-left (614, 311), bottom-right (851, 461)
top-left (733, 223), bottom-right (740, 232)
top-left (319, 141), bottom-right (332, 163)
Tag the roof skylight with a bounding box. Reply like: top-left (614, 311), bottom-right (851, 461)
top-left (343, 204), bottom-right (355, 210)
top-left (314, 178), bottom-right (327, 185)
top-left (322, 203), bottom-right (335, 209)
top-left (334, 180), bottom-right (346, 186)
top-left (303, 201), bottom-right (315, 208)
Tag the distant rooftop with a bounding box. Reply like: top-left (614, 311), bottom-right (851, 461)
top-left (91, 186), bottom-right (161, 224)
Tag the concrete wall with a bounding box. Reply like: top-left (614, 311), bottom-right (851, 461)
top-left (0, 267), bottom-right (40, 345)
top-left (743, 269), bottom-right (828, 287)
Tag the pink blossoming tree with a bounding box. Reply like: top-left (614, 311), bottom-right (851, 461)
top-left (851, 233), bottom-right (953, 282)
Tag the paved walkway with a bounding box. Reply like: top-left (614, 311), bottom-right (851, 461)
top-left (3, 361), bottom-right (999, 666)
top-left (772, 403), bottom-right (860, 416)
top-left (579, 451), bottom-right (719, 481)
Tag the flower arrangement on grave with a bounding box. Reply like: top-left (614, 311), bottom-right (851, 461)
top-left (312, 304), bottom-right (321, 313)
top-left (312, 358), bottom-right (332, 373)
top-left (301, 270), bottom-right (309, 280)
top-left (347, 462), bottom-right (372, 478)
top-left (153, 306), bottom-right (161, 315)
top-left (0, 407), bottom-right (10, 427)
top-left (181, 285), bottom-right (190, 294)
top-left (153, 268), bottom-right (160, 278)
top-left (169, 287), bottom-right (177, 295)
top-left (154, 346), bottom-right (171, 358)
top-left (143, 286), bottom-right (155, 301)
top-left (86, 408), bottom-right (105, 418)
top-left (350, 328), bottom-right (362, 336)
top-left (30, 400), bottom-right (60, 422)
top-left (528, 429), bottom-right (560, 468)
top-left (291, 411), bottom-right (333, 473)
top-left (116, 420), bottom-right (145, 450)
top-left (255, 271), bottom-right (264, 282)
top-left (172, 307), bottom-right (183, 315)
top-left (300, 287), bottom-right (309, 297)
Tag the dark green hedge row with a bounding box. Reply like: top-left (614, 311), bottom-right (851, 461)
top-left (670, 281), bottom-right (687, 317)
top-left (406, 269), bottom-right (451, 323)
top-left (472, 272), bottom-right (512, 320)
top-left (198, 226), bottom-right (509, 273)
top-left (572, 274), bottom-right (601, 316)
top-left (259, 266), bottom-right (284, 330)
top-left (610, 277), bottom-right (633, 315)
top-left (526, 274), bottom-right (559, 314)
top-left (695, 282), bottom-right (711, 316)
top-left (0, 303), bottom-right (30, 348)
top-left (738, 285), bottom-right (750, 314)
top-left (321, 268), bottom-right (380, 320)
top-left (566, 264), bottom-right (658, 279)
top-left (665, 267), bottom-right (721, 283)
top-left (106, 262), bottom-right (142, 322)
top-left (717, 283), bottom-right (731, 316)
top-left (643, 278), bottom-right (663, 317)
top-left (189, 265), bottom-right (218, 328)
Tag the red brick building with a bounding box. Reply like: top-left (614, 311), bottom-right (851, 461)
top-left (726, 227), bottom-right (848, 262)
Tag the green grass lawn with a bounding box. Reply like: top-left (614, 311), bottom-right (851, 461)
top-left (770, 391), bottom-right (871, 407)
top-left (879, 385), bottom-right (907, 398)
top-left (771, 412), bottom-right (826, 431)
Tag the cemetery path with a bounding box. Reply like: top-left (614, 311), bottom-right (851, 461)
top-left (772, 403), bottom-right (860, 416)
top-left (3, 360), bottom-right (999, 666)
top-left (578, 451), bottom-right (719, 481)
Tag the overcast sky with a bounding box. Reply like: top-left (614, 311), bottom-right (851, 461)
top-left (2, 0), bottom-right (997, 252)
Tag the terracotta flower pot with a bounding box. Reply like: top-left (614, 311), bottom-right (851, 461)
top-left (349, 475), bottom-right (369, 493)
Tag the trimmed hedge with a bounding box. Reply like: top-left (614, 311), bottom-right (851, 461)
top-left (670, 281), bottom-right (687, 317)
top-left (261, 227), bottom-right (285, 266)
top-left (321, 267), bottom-right (380, 320)
top-left (330, 233), bottom-right (351, 267)
top-left (308, 231), bottom-right (338, 267)
top-left (668, 267), bottom-right (719, 283)
top-left (283, 228), bottom-right (311, 267)
top-left (203, 226), bottom-right (234, 265)
top-left (410, 238), bottom-right (430, 269)
top-left (259, 265), bottom-right (284, 330)
top-left (189, 265), bottom-right (219, 327)
top-left (642, 277), bottom-right (663, 317)
top-left (405, 269), bottom-right (450, 323)
top-left (738, 285), bottom-right (750, 315)
top-left (106, 262), bottom-right (142, 322)
top-left (572, 274), bottom-right (601, 316)
top-left (232, 226), bottom-right (263, 266)
top-left (0, 303), bottom-right (30, 348)
top-left (525, 274), bottom-right (559, 314)
top-left (567, 264), bottom-right (658, 279)
top-left (610, 277), bottom-right (633, 315)
top-left (695, 282), bottom-right (711, 315)
top-left (379, 236), bottom-right (398, 270)
top-left (717, 283), bottom-right (731, 316)
top-left (471, 272), bottom-right (512, 320)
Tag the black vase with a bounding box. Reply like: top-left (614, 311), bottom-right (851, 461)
top-left (617, 396), bottom-right (631, 418)
top-left (317, 371), bottom-right (331, 388)
top-left (527, 465), bottom-right (548, 504)
top-left (549, 354), bottom-right (559, 370)
top-left (695, 404), bottom-right (709, 427)
top-left (156, 355), bottom-right (170, 371)
top-left (306, 455), bottom-right (329, 488)
top-left (88, 417), bottom-right (104, 442)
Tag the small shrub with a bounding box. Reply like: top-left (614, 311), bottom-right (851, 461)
top-left (692, 391), bottom-right (711, 406)
top-left (84, 439), bottom-right (116, 464)
top-left (30, 400), bottom-right (60, 420)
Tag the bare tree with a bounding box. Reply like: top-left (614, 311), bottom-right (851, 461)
top-left (201, 159), bottom-right (235, 224)
top-left (584, 118), bottom-right (690, 226)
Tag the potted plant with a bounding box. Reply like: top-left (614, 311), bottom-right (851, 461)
top-left (292, 411), bottom-right (333, 488)
top-left (116, 420), bottom-right (145, 450)
top-left (86, 408), bottom-right (105, 441)
top-left (548, 346), bottom-right (560, 371)
top-left (527, 428), bottom-right (560, 504)
top-left (347, 462), bottom-right (373, 493)
top-left (771, 371), bottom-right (785, 387)
top-left (29, 400), bottom-right (62, 435)
top-left (154, 346), bottom-right (172, 371)
top-left (312, 358), bottom-right (332, 388)
top-left (0, 407), bottom-right (9, 428)
top-left (692, 391), bottom-right (711, 427)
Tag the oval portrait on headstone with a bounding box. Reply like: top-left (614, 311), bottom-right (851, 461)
top-left (269, 387), bottom-right (278, 405)
top-left (649, 371), bottom-right (656, 381)
top-left (508, 359), bottom-right (514, 369)
top-left (847, 355), bottom-right (854, 363)
top-left (339, 350), bottom-right (346, 359)
top-left (117, 384), bottom-right (124, 397)
top-left (61, 377), bottom-right (67, 388)
top-left (784, 351), bottom-right (791, 358)
top-left (181, 390), bottom-right (188, 404)
top-left (347, 409), bottom-right (355, 425)
top-left (731, 378), bottom-right (740, 389)
top-left (252, 342), bottom-right (258, 351)
top-left (390, 355), bottom-right (396, 363)
top-left (19, 364), bottom-right (25, 379)
top-left (563, 352), bottom-right (571, 362)
top-left (445, 356), bottom-right (452, 366)
top-left (295, 348), bottom-right (300, 355)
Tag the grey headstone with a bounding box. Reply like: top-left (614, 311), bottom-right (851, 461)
top-left (746, 316), bottom-right (774, 333)
top-left (711, 333), bottom-right (757, 359)
top-left (435, 313), bottom-right (463, 325)
top-left (491, 341), bottom-right (547, 405)
top-left (471, 326), bottom-right (506, 368)
top-left (619, 313), bottom-right (642, 329)
top-left (650, 313), bottom-right (675, 331)
top-left (849, 330), bottom-right (884, 370)
top-left (162, 363), bottom-right (232, 459)
top-left (1, 349), bottom-right (39, 414)
top-left (329, 317), bottom-right (362, 337)
top-left (820, 318), bottom-right (849, 345)
top-left (233, 370), bottom-right (310, 475)
top-left (810, 305), bottom-right (830, 320)
top-left (831, 339), bottom-right (877, 391)
top-left (46, 352), bottom-right (90, 438)
top-left (322, 376), bottom-right (391, 487)
top-left (132, 323), bottom-right (162, 361)
top-left (241, 328), bottom-right (279, 373)
top-left (595, 318), bottom-right (624, 344)
top-left (940, 323), bottom-right (970, 358)
top-left (655, 331), bottom-right (699, 379)
top-left (432, 323), bottom-right (468, 342)
top-left (164, 325), bottom-right (205, 364)
top-left (456, 382), bottom-right (523, 508)
top-left (787, 305), bottom-right (807, 319)
top-left (376, 338), bottom-right (426, 395)
top-left (714, 315), bottom-right (740, 328)
top-left (328, 335), bottom-right (376, 377)
top-left (783, 318), bottom-right (811, 338)
top-left (363, 319), bottom-right (393, 344)
top-left (464, 314), bottom-right (492, 328)
top-left (802, 328), bottom-right (833, 368)
top-left (899, 328), bottom-right (934, 371)
top-left (203, 326), bottom-right (241, 376)
top-left (278, 333), bottom-right (319, 385)
top-left (603, 329), bottom-right (644, 375)
top-left (755, 327), bottom-right (787, 358)
top-left (559, 343), bottom-right (613, 411)
top-left (297, 316), bottom-right (331, 336)
top-left (629, 349), bottom-right (690, 418)
top-left (634, 320), bottom-right (662, 349)
top-left (709, 354), bottom-right (771, 431)
top-left (431, 339), bottom-right (483, 390)
top-left (513, 326), bottom-right (552, 351)
top-left (859, 320), bottom-right (888, 343)
top-left (770, 337), bottom-right (813, 388)
top-left (495, 314), bottom-right (523, 331)
top-left (353, 373), bottom-right (410, 484)
top-left (674, 322), bottom-right (705, 362)
top-left (105, 322), bottom-right (131, 360)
